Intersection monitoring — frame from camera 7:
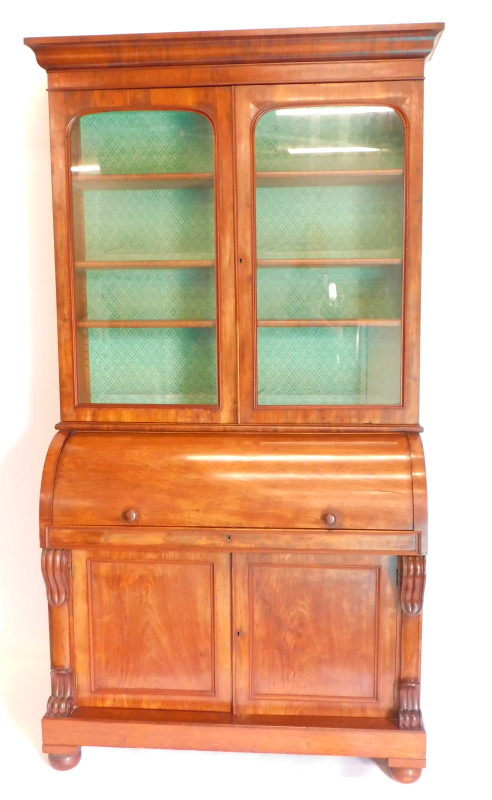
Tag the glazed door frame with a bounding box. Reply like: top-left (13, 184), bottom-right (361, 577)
top-left (235, 81), bottom-right (423, 426)
top-left (49, 86), bottom-right (237, 425)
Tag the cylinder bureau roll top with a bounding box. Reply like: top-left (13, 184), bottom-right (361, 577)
top-left (47, 432), bottom-right (420, 531)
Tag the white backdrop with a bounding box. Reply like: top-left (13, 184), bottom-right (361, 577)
top-left (1, 1), bottom-right (490, 797)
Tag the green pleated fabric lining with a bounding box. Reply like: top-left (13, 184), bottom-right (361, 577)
top-left (79, 111), bottom-right (214, 174)
top-left (257, 326), bottom-right (401, 406)
top-left (256, 184), bottom-right (404, 260)
top-left (255, 106), bottom-right (404, 172)
top-left (87, 328), bottom-right (217, 405)
top-left (76, 111), bottom-right (217, 404)
top-left (83, 189), bottom-right (214, 262)
top-left (255, 107), bottom-right (404, 406)
top-left (86, 269), bottom-right (215, 321)
top-left (74, 108), bottom-right (405, 407)
top-left (257, 266), bottom-right (402, 320)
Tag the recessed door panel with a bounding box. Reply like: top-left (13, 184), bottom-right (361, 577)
top-left (233, 553), bottom-right (399, 716)
top-left (73, 550), bottom-right (232, 710)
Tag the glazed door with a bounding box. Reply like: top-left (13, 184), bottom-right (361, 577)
top-left (72, 550), bottom-right (232, 711)
top-left (235, 82), bottom-right (423, 426)
top-left (233, 553), bottom-right (399, 717)
top-left (50, 86), bottom-right (236, 424)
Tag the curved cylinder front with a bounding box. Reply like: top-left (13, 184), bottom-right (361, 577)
top-left (49, 432), bottom-right (416, 531)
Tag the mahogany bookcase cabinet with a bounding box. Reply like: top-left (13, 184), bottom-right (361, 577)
top-left (25, 23), bottom-right (443, 783)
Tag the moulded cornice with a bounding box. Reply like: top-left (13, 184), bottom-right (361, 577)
top-left (24, 23), bottom-right (444, 72)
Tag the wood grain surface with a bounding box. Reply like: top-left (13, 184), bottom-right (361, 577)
top-left (25, 23), bottom-right (444, 72)
top-left (233, 553), bottom-right (398, 716)
top-left (51, 432), bottom-right (415, 530)
top-left (72, 550), bottom-right (232, 710)
top-left (42, 707), bottom-right (426, 759)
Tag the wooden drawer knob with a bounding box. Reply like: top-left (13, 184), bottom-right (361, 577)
top-left (323, 512), bottom-right (336, 526)
top-left (122, 508), bottom-right (139, 523)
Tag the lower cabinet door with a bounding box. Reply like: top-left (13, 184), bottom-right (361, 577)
top-left (72, 549), bottom-right (232, 711)
top-left (233, 553), bottom-right (399, 717)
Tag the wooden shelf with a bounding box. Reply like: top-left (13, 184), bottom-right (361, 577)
top-left (257, 258), bottom-right (402, 268)
top-left (75, 258), bottom-right (399, 270)
top-left (77, 320), bottom-right (216, 328)
top-left (256, 170), bottom-right (403, 188)
top-left (71, 170), bottom-right (402, 191)
top-left (75, 260), bottom-right (214, 270)
top-left (79, 318), bottom-right (401, 329)
top-left (72, 173), bottom-right (214, 190)
top-left (258, 319), bottom-right (401, 327)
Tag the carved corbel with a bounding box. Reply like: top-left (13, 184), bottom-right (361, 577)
top-left (399, 556), bottom-right (426, 615)
top-left (47, 668), bottom-right (74, 716)
top-left (41, 549), bottom-right (71, 606)
top-left (398, 679), bottom-right (422, 730)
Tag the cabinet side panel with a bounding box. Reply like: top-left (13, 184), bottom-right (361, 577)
top-left (401, 83), bottom-right (423, 424)
top-left (407, 433), bottom-right (427, 548)
top-left (48, 91), bottom-right (77, 420)
top-left (40, 431), bottom-right (71, 545)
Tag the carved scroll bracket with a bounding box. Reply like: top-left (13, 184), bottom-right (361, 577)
top-left (399, 555), bottom-right (426, 615)
top-left (41, 549), bottom-right (71, 606)
top-left (398, 679), bottom-right (422, 730)
top-left (47, 668), bottom-right (74, 716)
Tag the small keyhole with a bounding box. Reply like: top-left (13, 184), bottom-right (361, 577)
top-left (239, 258), bottom-right (242, 263)
top-left (237, 630), bottom-right (240, 636)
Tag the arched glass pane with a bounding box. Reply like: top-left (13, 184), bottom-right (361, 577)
top-left (71, 110), bottom-right (217, 405)
top-left (255, 106), bottom-right (404, 406)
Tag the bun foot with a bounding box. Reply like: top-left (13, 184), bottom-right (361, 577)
top-left (388, 766), bottom-right (422, 784)
top-left (48, 748), bottom-right (81, 771)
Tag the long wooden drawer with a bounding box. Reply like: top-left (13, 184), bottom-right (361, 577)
top-left (47, 432), bottom-right (416, 531)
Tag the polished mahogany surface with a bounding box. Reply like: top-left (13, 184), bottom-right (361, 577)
top-left (43, 708), bottom-right (426, 761)
top-left (233, 552), bottom-right (398, 717)
top-left (72, 549), bottom-right (232, 711)
top-left (51, 432), bottom-right (414, 530)
top-left (25, 23), bottom-right (444, 73)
